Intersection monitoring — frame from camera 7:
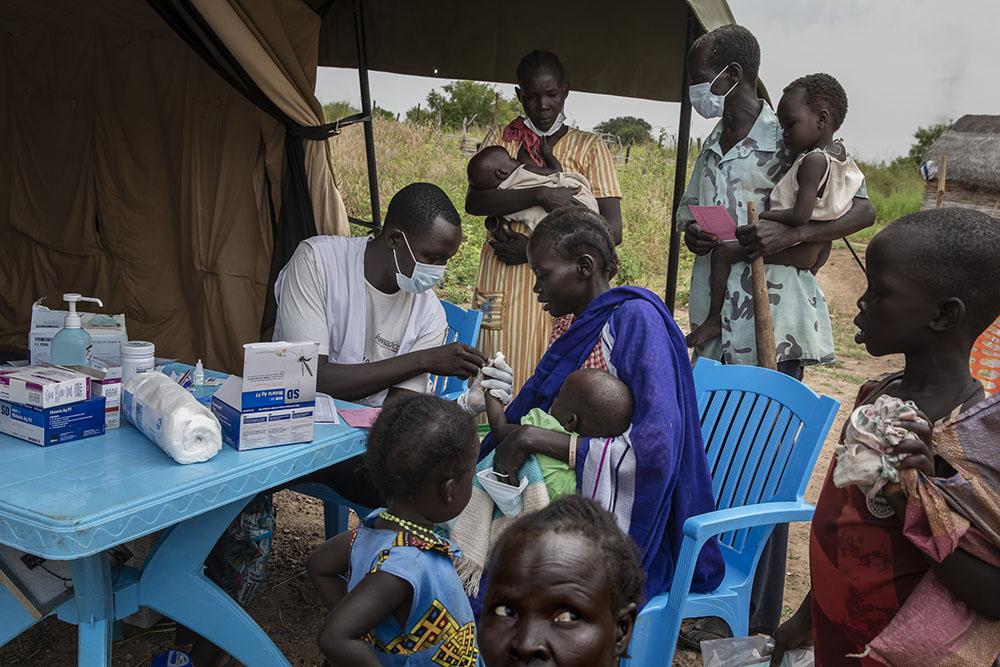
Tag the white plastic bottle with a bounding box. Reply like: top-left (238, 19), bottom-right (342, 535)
top-left (121, 341), bottom-right (156, 386)
top-left (51, 293), bottom-right (104, 366)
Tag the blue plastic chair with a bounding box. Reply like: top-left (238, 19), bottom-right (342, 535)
top-left (295, 300), bottom-right (484, 538)
top-left (624, 358), bottom-right (840, 666)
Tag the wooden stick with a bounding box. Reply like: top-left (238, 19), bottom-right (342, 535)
top-left (747, 201), bottom-right (777, 370)
top-left (936, 154), bottom-right (949, 208)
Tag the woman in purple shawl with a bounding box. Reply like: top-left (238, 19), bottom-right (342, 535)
top-left (483, 207), bottom-right (725, 599)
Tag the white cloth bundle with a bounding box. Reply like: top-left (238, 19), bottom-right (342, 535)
top-left (834, 395), bottom-right (926, 497)
top-left (123, 371), bottom-right (222, 464)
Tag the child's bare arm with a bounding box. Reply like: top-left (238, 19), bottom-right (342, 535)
top-left (307, 532), bottom-right (352, 610)
top-left (884, 423), bottom-right (1000, 620)
top-left (317, 571), bottom-right (412, 666)
top-left (759, 152), bottom-right (828, 227)
top-left (486, 391), bottom-right (516, 441)
top-left (886, 489), bottom-right (1000, 619)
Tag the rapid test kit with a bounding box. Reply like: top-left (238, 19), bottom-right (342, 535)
top-left (211, 341), bottom-right (319, 451)
top-left (0, 396), bottom-right (106, 446)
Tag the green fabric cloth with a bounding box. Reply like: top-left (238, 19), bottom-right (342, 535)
top-left (521, 407), bottom-right (577, 500)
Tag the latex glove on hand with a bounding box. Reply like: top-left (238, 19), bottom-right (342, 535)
top-left (457, 353), bottom-right (514, 415)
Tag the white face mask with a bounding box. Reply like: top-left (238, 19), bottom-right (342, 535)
top-left (689, 66), bottom-right (739, 119)
top-left (393, 230), bottom-right (446, 294)
top-left (524, 111), bottom-right (566, 137)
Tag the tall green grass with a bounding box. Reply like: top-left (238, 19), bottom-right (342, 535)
top-left (851, 159), bottom-right (924, 242)
top-left (327, 121), bottom-right (693, 306)
top-left (325, 117), bottom-right (917, 305)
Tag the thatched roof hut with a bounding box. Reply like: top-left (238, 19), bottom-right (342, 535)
top-left (922, 114), bottom-right (1000, 216)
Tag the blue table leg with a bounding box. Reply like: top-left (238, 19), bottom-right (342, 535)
top-left (70, 553), bottom-right (114, 667)
top-left (0, 581), bottom-right (42, 650)
top-left (324, 501), bottom-right (350, 540)
top-left (139, 497), bottom-right (290, 667)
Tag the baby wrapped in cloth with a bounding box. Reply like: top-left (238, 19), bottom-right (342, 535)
top-left (467, 146), bottom-right (599, 231)
top-left (449, 362), bottom-right (634, 595)
top-left (838, 394), bottom-right (1000, 665)
top-left (834, 394), bottom-right (924, 497)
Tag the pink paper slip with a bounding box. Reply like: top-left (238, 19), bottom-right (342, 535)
top-left (689, 205), bottom-right (737, 241)
top-left (339, 407), bottom-right (381, 429)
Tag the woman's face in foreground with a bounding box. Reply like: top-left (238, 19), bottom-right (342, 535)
top-left (479, 530), bottom-right (633, 667)
top-left (527, 243), bottom-right (590, 318)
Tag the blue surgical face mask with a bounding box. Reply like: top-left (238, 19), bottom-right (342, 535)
top-left (689, 66), bottom-right (738, 119)
top-left (393, 231), bottom-right (446, 294)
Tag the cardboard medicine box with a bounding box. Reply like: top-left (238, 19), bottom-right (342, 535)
top-left (0, 366), bottom-right (90, 409)
top-left (211, 341), bottom-right (318, 451)
top-left (29, 299), bottom-right (127, 366)
top-left (0, 396), bottom-right (106, 446)
top-left (62, 360), bottom-right (122, 430)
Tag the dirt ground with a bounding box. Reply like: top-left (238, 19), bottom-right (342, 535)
top-left (2, 248), bottom-right (899, 667)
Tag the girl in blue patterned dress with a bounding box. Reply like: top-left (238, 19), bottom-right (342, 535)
top-left (307, 394), bottom-right (482, 666)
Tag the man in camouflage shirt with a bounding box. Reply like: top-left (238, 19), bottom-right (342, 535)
top-left (675, 25), bottom-right (875, 645)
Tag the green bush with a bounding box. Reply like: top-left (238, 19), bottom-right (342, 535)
top-left (851, 159), bottom-right (924, 242)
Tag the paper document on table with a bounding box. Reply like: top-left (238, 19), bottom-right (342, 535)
top-left (689, 205), bottom-right (738, 241)
top-left (314, 393), bottom-right (341, 424)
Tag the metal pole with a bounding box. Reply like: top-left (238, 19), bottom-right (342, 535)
top-left (354, 0), bottom-right (381, 228)
top-left (665, 8), bottom-right (697, 313)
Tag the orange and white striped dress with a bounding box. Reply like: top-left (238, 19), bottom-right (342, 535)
top-left (474, 124), bottom-right (621, 396)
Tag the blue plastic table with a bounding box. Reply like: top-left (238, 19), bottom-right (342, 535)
top-left (0, 390), bottom-right (367, 666)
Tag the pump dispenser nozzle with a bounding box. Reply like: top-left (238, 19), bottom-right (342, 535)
top-left (62, 293), bottom-right (104, 328)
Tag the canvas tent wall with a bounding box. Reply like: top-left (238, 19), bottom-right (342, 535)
top-left (0, 0), bottom-right (350, 372)
top-left (922, 114), bottom-right (1000, 217)
top-left (309, 0), bottom-right (757, 310)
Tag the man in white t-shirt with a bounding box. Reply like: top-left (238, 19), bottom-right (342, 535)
top-left (275, 182), bottom-right (511, 409)
top-left (190, 185), bottom-right (511, 665)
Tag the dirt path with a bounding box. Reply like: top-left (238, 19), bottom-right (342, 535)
top-left (2, 249), bottom-right (899, 667)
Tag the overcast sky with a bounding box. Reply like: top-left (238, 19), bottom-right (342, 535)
top-left (315, 0), bottom-right (997, 162)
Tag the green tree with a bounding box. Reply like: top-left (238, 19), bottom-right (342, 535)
top-left (406, 80), bottom-right (521, 129)
top-left (594, 116), bottom-right (653, 145)
top-left (322, 101), bottom-right (359, 123)
top-left (323, 100), bottom-right (397, 124)
top-left (372, 105), bottom-right (397, 122)
top-left (908, 121), bottom-right (951, 166)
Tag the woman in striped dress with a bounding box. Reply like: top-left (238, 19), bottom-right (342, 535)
top-left (465, 49), bottom-right (623, 397)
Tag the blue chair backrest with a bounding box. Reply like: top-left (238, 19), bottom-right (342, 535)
top-left (429, 301), bottom-right (484, 398)
top-left (692, 359), bottom-right (839, 554)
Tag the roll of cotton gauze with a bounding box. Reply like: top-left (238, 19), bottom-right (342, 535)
top-left (123, 371), bottom-right (222, 464)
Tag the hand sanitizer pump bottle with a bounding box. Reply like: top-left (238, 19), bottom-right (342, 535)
top-left (50, 293), bottom-right (104, 366)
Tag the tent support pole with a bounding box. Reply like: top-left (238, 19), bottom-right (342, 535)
top-left (354, 0), bottom-right (381, 229)
top-left (665, 8), bottom-right (697, 314)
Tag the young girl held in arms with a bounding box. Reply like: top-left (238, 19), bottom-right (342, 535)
top-left (688, 73), bottom-right (864, 349)
top-left (307, 395), bottom-right (482, 666)
top-left (771, 208), bottom-right (1000, 666)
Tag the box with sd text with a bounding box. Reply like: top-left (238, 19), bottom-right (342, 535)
top-left (0, 396), bottom-right (106, 446)
top-left (211, 341), bottom-right (318, 451)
